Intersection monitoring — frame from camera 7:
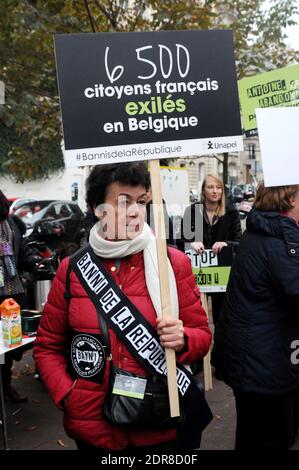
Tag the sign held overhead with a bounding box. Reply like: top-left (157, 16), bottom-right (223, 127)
top-left (238, 64), bottom-right (299, 137)
top-left (54, 30), bottom-right (243, 167)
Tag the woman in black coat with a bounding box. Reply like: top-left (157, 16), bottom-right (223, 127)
top-left (178, 174), bottom-right (242, 325)
top-left (0, 190), bottom-right (40, 402)
top-left (215, 182), bottom-right (299, 449)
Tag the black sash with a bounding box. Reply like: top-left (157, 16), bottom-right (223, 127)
top-left (69, 244), bottom-right (213, 448)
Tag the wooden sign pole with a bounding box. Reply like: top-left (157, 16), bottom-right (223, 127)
top-left (149, 159), bottom-right (180, 417)
top-left (201, 293), bottom-right (213, 391)
top-left (0, 80), bottom-right (4, 105)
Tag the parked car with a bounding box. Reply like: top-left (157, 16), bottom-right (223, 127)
top-left (16, 200), bottom-right (85, 248)
top-left (189, 189), bottom-right (199, 203)
top-left (8, 197), bottom-right (37, 215)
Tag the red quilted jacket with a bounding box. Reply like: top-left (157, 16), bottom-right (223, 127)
top-left (34, 247), bottom-right (211, 450)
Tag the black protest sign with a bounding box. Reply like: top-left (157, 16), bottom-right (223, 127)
top-left (54, 30), bottom-right (243, 167)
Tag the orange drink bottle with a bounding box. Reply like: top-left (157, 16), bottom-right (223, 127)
top-left (0, 298), bottom-right (22, 347)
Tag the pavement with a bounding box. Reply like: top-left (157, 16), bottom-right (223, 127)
top-left (1, 349), bottom-right (76, 451)
top-left (1, 347), bottom-right (299, 451)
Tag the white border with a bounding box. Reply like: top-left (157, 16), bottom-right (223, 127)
top-left (64, 135), bottom-right (244, 167)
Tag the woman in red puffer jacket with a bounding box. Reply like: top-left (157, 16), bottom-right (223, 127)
top-left (34, 162), bottom-right (211, 452)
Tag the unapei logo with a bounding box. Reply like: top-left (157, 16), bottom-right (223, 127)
top-left (203, 139), bottom-right (238, 152)
top-left (202, 140), bottom-right (214, 151)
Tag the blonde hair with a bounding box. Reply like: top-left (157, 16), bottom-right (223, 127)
top-left (201, 174), bottom-right (225, 217)
top-left (253, 182), bottom-right (299, 212)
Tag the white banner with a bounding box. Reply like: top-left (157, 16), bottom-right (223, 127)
top-left (64, 135), bottom-right (243, 167)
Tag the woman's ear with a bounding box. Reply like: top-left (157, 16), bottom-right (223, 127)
top-left (96, 212), bottom-right (106, 221)
top-left (94, 205), bottom-right (108, 234)
top-left (94, 204), bottom-right (106, 220)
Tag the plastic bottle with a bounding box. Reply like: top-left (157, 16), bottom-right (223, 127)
top-left (0, 298), bottom-right (22, 347)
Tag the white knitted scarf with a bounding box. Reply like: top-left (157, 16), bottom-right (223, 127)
top-left (89, 222), bottom-right (179, 319)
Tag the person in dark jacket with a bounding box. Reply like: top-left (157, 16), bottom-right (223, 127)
top-left (0, 190), bottom-right (42, 402)
top-left (215, 182), bottom-right (299, 450)
top-left (178, 174), bottom-right (242, 326)
top-left (34, 162), bottom-right (212, 452)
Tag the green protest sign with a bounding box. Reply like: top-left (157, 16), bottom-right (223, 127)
top-left (238, 64), bottom-right (299, 137)
top-left (185, 246), bottom-right (232, 293)
top-left (192, 266), bottom-right (231, 293)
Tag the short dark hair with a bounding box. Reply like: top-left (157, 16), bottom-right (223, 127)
top-left (57, 242), bottom-right (79, 261)
top-left (86, 162), bottom-right (151, 209)
top-left (0, 190), bottom-right (10, 222)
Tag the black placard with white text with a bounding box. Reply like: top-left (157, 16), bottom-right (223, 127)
top-left (54, 30), bottom-right (243, 166)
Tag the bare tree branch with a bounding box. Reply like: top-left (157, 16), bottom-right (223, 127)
top-left (83, 0), bottom-right (97, 32)
top-left (130, 0), bottom-right (147, 31)
top-left (93, 0), bottom-right (117, 29)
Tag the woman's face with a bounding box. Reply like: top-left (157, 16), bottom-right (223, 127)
top-left (95, 182), bottom-right (147, 240)
top-left (288, 190), bottom-right (299, 223)
top-left (204, 177), bottom-right (223, 204)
